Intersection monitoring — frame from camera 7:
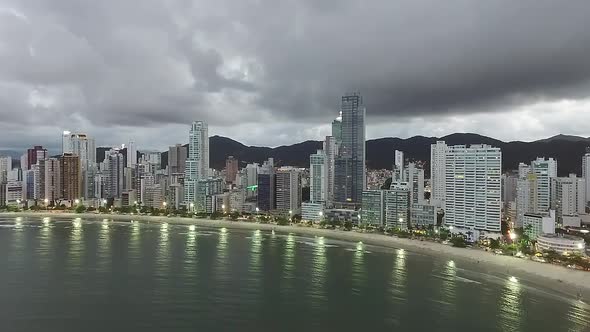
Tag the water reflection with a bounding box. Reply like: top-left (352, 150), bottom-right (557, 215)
top-left (68, 218), bottom-right (83, 267)
top-left (390, 249), bottom-right (407, 303)
top-left (249, 230), bottom-right (263, 274)
top-left (215, 228), bottom-right (229, 277)
top-left (567, 299), bottom-right (590, 332)
top-left (97, 219), bottom-right (111, 271)
top-left (309, 236), bottom-right (327, 310)
top-left (282, 233), bottom-right (296, 290)
top-left (497, 276), bottom-right (523, 331)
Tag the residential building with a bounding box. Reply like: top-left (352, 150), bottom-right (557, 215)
top-left (361, 190), bottom-right (385, 226)
top-left (302, 202), bottom-right (325, 222)
top-left (443, 144), bottom-right (502, 233)
top-left (44, 158), bottom-right (61, 203)
top-left (184, 121), bottom-right (209, 206)
top-left (225, 156), bottom-right (239, 183)
top-left (324, 136), bottom-right (338, 204)
top-left (411, 204), bottom-right (437, 227)
top-left (275, 167), bottom-right (302, 214)
top-left (0, 156), bottom-right (12, 184)
top-left (126, 140), bottom-right (137, 168)
top-left (430, 141), bottom-right (447, 206)
top-left (523, 211), bottom-right (556, 240)
top-left (59, 153), bottom-right (81, 201)
top-left (582, 152), bottom-right (590, 204)
top-left (5, 169), bottom-right (22, 204)
top-left (102, 149), bottom-right (124, 199)
top-left (516, 172), bottom-right (538, 228)
top-left (551, 174), bottom-right (585, 223)
top-left (531, 157), bottom-right (557, 212)
top-left (334, 92), bottom-right (366, 205)
top-left (310, 150), bottom-right (327, 203)
top-left (385, 183), bottom-right (411, 229)
top-left (168, 144), bottom-right (187, 175)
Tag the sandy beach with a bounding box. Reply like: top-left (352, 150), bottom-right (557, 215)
top-left (2, 211), bottom-right (589, 298)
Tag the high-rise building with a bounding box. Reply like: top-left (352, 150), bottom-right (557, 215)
top-left (385, 184), bottom-right (411, 229)
top-left (309, 150), bottom-right (327, 203)
top-left (444, 144), bottom-right (502, 233)
top-left (551, 174), bottom-right (585, 223)
top-left (25, 146), bottom-right (48, 170)
top-left (184, 121), bottom-right (209, 206)
top-left (5, 169), bottom-right (22, 204)
top-left (44, 158), bottom-right (61, 203)
top-left (62, 132), bottom-right (96, 169)
top-left (257, 159), bottom-right (275, 211)
top-left (331, 113), bottom-right (342, 144)
top-left (275, 167), bottom-right (302, 214)
top-left (516, 172), bottom-right (538, 228)
top-left (168, 144), bottom-right (187, 175)
top-left (530, 158), bottom-right (557, 213)
top-left (127, 140), bottom-right (137, 168)
top-left (0, 156), bottom-right (12, 184)
top-left (324, 136), bottom-right (337, 204)
top-left (225, 156), bottom-right (239, 183)
top-left (361, 190), bottom-right (385, 226)
top-left (581, 152), bottom-right (590, 205)
top-left (102, 149), bottom-right (124, 199)
top-left (430, 141), bottom-right (447, 206)
top-left (394, 150), bottom-right (405, 181)
top-left (59, 153), bottom-right (81, 201)
top-left (404, 162), bottom-right (425, 205)
top-left (334, 92), bottom-right (366, 204)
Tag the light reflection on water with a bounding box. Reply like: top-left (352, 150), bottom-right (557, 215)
top-left (0, 217), bottom-right (588, 332)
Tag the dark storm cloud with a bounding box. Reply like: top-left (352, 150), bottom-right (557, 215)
top-left (1, 0), bottom-right (590, 150)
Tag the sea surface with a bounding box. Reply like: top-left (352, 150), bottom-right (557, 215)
top-left (0, 216), bottom-right (588, 332)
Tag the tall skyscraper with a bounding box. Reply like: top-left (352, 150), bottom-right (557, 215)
top-left (551, 174), bottom-right (585, 222)
top-left (310, 150), bottom-right (327, 203)
top-left (275, 167), bottom-right (302, 214)
top-left (430, 141), bottom-right (447, 205)
top-left (331, 113), bottom-right (342, 144)
top-left (516, 172), bottom-right (538, 228)
top-left (394, 150), bottom-right (405, 181)
top-left (62, 132), bottom-right (96, 168)
top-left (44, 158), bottom-right (61, 203)
top-left (168, 144), bottom-right (187, 175)
top-left (323, 136), bottom-right (337, 204)
top-left (59, 153), bottom-right (81, 201)
top-left (25, 146), bottom-right (48, 170)
top-left (404, 162), bottom-right (425, 205)
top-left (256, 158), bottom-right (275, 211)
top-left (531, 157), bottom-right (557, 213)
top-left (0, 156), bottom-right (12, 184)
top-left (444, 144), bottom-right (502, 232)
top-left (334, 92), bottom-right (366, 204)
top-left (581, 152), bottom-right (590, 205)
top-left (127, 140), bottom-right (137, 168)
top-left (225, 156), bottom-right (239, 183)
top-left (385, 183), bottom-right (411, 230)
top-left (184, 121), bottom-right (209, 206)
top-left (102, 149), bottom-right (124, 199)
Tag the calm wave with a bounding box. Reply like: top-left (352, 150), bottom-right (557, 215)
top-left (0, 216), bottom-right (588, 332)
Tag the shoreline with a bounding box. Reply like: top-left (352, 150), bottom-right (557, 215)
top-left (2, 211), bottom-right (589, 299)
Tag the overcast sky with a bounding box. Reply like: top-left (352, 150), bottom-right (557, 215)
top-left (1, 0), bottom-right (590, 153)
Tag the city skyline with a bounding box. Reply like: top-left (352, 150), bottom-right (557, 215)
top-left (2, 1), bottom-right (590, 150)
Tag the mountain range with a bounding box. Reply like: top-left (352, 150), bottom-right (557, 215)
top-left (160, 133), bottom-right (590, 177)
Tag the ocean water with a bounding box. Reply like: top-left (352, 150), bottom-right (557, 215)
top-left (0, 216), bottom-right (588, 332)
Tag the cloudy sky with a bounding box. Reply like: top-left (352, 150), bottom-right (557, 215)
top-left (1, 0), bottom-right (590, 153)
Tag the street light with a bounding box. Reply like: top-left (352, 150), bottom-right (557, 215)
top-left (74, 199), bottom-right (80, 204)
top-left (256, 207), bottom-right (260, 213)
top-left (509, 232), bottom-right (517, 241)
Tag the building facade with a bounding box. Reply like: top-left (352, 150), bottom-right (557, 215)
top-left (361, 190), bottom-right (385, 226)
top-left (310, 150), bottom-right (326, 203)
top-left (334, 92), bottom-right (366, 205)
top-left (443, 144), bottom-right (502, 233)
top-left (184, 121), bottom-right (209, 206)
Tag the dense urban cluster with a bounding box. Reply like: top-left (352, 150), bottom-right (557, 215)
top-left (0, 92), bottom-right (588, 259)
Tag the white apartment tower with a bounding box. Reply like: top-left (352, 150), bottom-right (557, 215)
top-left (184, 121), bottom-right (209, 206)
top-left (430, 141), bottom-right (447, 206)
top-left (581, 152), bottom-right (590, 205)
top-left (309, 150), bottom-right (327, 203)
top-left (530, 157), bottom-right (557, 213)
top-left (127, 140), bottom-right (137, 167)
top-left (444, 144), bottom-right (502, 232)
